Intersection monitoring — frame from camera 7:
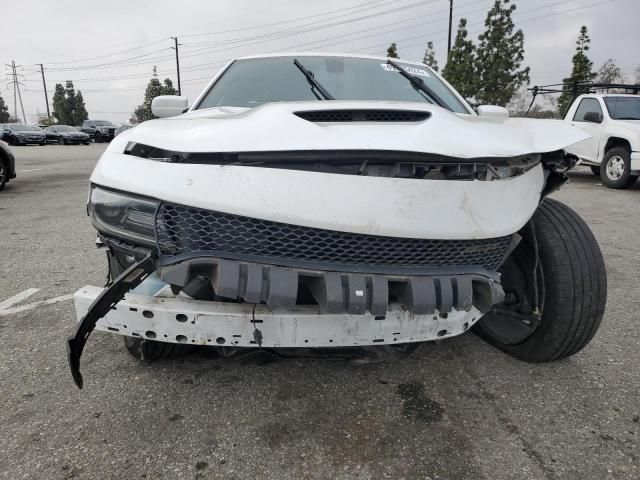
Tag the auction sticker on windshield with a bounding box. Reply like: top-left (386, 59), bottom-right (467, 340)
top-left (381, 63), bottom-right (431, 77)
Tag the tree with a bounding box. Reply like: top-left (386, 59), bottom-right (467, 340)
top-left (52, 83), bottom-right (71, 124)
top-left (0, 95), bottom-right (9, 123)
top-left (595, 59), bottom-right (623, 84)
top-left (557, 26), bottom-right (596, 116)
top-left (38, 115), bottom-right (56, 126)
top-left (64, 81), bottom-right (76, 122)
top-left (51, 81), bottom-right (87, 125)
top-left (73, 91), bottom-right (89, 125)
top-left (386, 43), bottom-right (399, 58)
top-left (422, 41), bottom-right (438, 71)
top-left (442, 18), bottom-right (477, 101)
top-left (133, 77), bottom-right (178, 122)
top-left (474, 0), bottom-right (530, 106)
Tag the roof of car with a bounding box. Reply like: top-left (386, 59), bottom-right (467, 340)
top-left (234, 52), bottom-right (430, 69)
top-left (581, 93), bottom-right (640, 98)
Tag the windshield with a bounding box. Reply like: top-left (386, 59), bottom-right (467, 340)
top-left (56, 125), bottom-right (78, 132)
top-left (10, 124), bottom-right (41, 132)
top-left (604, 97), bottom-right (640, 120)
top-left (94, 121), bottom-right (115, 126)
top-left (196, 56), bottom-right (470, 114)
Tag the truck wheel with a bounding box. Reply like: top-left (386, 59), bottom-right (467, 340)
top-left (475, 198), bottom-right (606, 362)
top-left (95, 132), bottom-right (103, 143)
top-left (124, 336), bottom-right (192, 362)
top-left (600, 147), bottom-right (638, 189)
top-left (58, 136), bottom-right (65, 145)
top-left (589, 166), bottom-right (600, 176)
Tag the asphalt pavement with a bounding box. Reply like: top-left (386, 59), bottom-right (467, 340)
top-left (0, 144), bottom-right (638, 480)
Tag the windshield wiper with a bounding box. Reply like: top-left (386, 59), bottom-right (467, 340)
top-left (293, 59), bottom-right (335, 101)
top-left (386, 59), bottom-right (449, 110)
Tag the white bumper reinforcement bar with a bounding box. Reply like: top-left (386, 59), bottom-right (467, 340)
top-left (74, 285), bottom-right (483, 348)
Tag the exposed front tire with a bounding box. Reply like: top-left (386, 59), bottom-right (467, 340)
top-left (0, 157), bottom-right (7, 191)
top-left (94, 132), bottom-right (103, 143)
top-left (58, 137), bottom-right (65, 145)
top-left (600, 147), bottom-right (638, 189)
top-left (589, 166), bottom-right (600, 176)
top-left (475, 198), bottom-right (606, 362)
top-left (124, 336), bottom-right (192, 362)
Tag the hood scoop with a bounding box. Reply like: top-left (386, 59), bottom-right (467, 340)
top-left (294, 109), bottom-right (430, 123)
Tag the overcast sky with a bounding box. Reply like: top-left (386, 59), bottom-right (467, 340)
top-left (3, 0), bottom-right (638, 124)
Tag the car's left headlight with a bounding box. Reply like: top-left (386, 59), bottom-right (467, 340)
top-left (88, 186), bottom-right (158, 246)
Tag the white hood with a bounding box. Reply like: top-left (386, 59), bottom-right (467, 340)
top-left (110, 101), bottom-right (589, 158)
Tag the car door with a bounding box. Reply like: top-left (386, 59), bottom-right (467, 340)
top-left (569, 98), bottom-right (604, 163)
top-left (46, 127), bottom-right (56, 143)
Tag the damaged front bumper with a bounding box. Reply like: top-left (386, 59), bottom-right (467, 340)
top-left (68, 250), bottom-right (504, 388)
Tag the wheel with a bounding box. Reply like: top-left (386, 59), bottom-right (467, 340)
top-left (83, 141), bottom-right (90, 145)
top-left (124, 336), bottom-right (192, 361)
top-left (10, 136), bottom-right (19, 146)
top-left (39, 141), bottom-right (46, 146)
top-left (58, 136), bottom-right (65, 145)
top-left (600, 147), bottom-right (638, 189)
top-left (475, 198), bottom-right (606, 362)
top-left (94, 132), bottom-right (103, 143)
top-left (589, 166), bottom-right (600, 176)
top-left (0, 157), bottom-right (7, 191)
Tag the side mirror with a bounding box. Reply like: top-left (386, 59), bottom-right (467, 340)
top-left (477, 105), bottom-right (510, 118)
top-left (583, 111), bottom-right (603, 123)
top-left (152, 96), bottom-right (189, 118)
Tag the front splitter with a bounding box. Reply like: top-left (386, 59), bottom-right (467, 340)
top-left (74, 286), bottom-right (483, 347)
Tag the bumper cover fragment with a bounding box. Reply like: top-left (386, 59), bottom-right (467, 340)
top-left (66, 251), bottom-right (157, 389)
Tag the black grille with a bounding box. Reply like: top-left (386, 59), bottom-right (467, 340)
top-left (155, 203), bottom-right (511, 272)
top-left (295, 109), bottom-right (430, 123)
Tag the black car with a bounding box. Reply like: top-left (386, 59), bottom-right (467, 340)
top-left (45, 125), bottom-right (91, 145)
top-left (2, 124), bottom-right (46, 146)
top-left (0, 141), bottom-right (17, 191)
top-left (80, 120), bottom-right (117, 143)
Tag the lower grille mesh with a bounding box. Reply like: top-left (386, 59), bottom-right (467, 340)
top-left (155, 203), bottom-right (512, 271)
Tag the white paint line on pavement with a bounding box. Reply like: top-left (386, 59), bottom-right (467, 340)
top-left (0, 288), bottom-right (40, 310)
top-left (18, 168), bottom-right (44, 172)
top-left (0, 291), bottom-right (74, 316)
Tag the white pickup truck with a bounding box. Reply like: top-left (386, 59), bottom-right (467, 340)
top-left (564, 93), bottom-right (640, 188)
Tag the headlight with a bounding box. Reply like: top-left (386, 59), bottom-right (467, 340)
top-left (89, 187), bottom-right (158, 246)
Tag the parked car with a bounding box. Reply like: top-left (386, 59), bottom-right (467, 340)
top-left (564, 92), bottom-right (640, 188)
top-left (2, 124), bottom-right (46, 146)
top-left (44, 125), bottom-right (91, 145)
top-left (68, 53), bottom-right (607, 389)
top-left (80, 120), bottom-right (117, 143)
top-left (0, 140), bottom-right (17, 190)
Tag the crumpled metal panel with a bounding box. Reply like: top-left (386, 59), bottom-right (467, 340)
top-left (159, 258), bottom-right (503, 316)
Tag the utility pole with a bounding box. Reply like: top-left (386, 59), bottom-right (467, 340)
top-left (16, 80), bottom-right (26, 124)
top-left (170, 37), bottom-right (182, 95)
top-left (447, 0), bottom-right (454, 59)
top-left (37, 64), bottom-right (51, 121)
top-left (5, 61), bottom-right (26, 123)
top-left (12, 62), bottom-right (18, 121)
